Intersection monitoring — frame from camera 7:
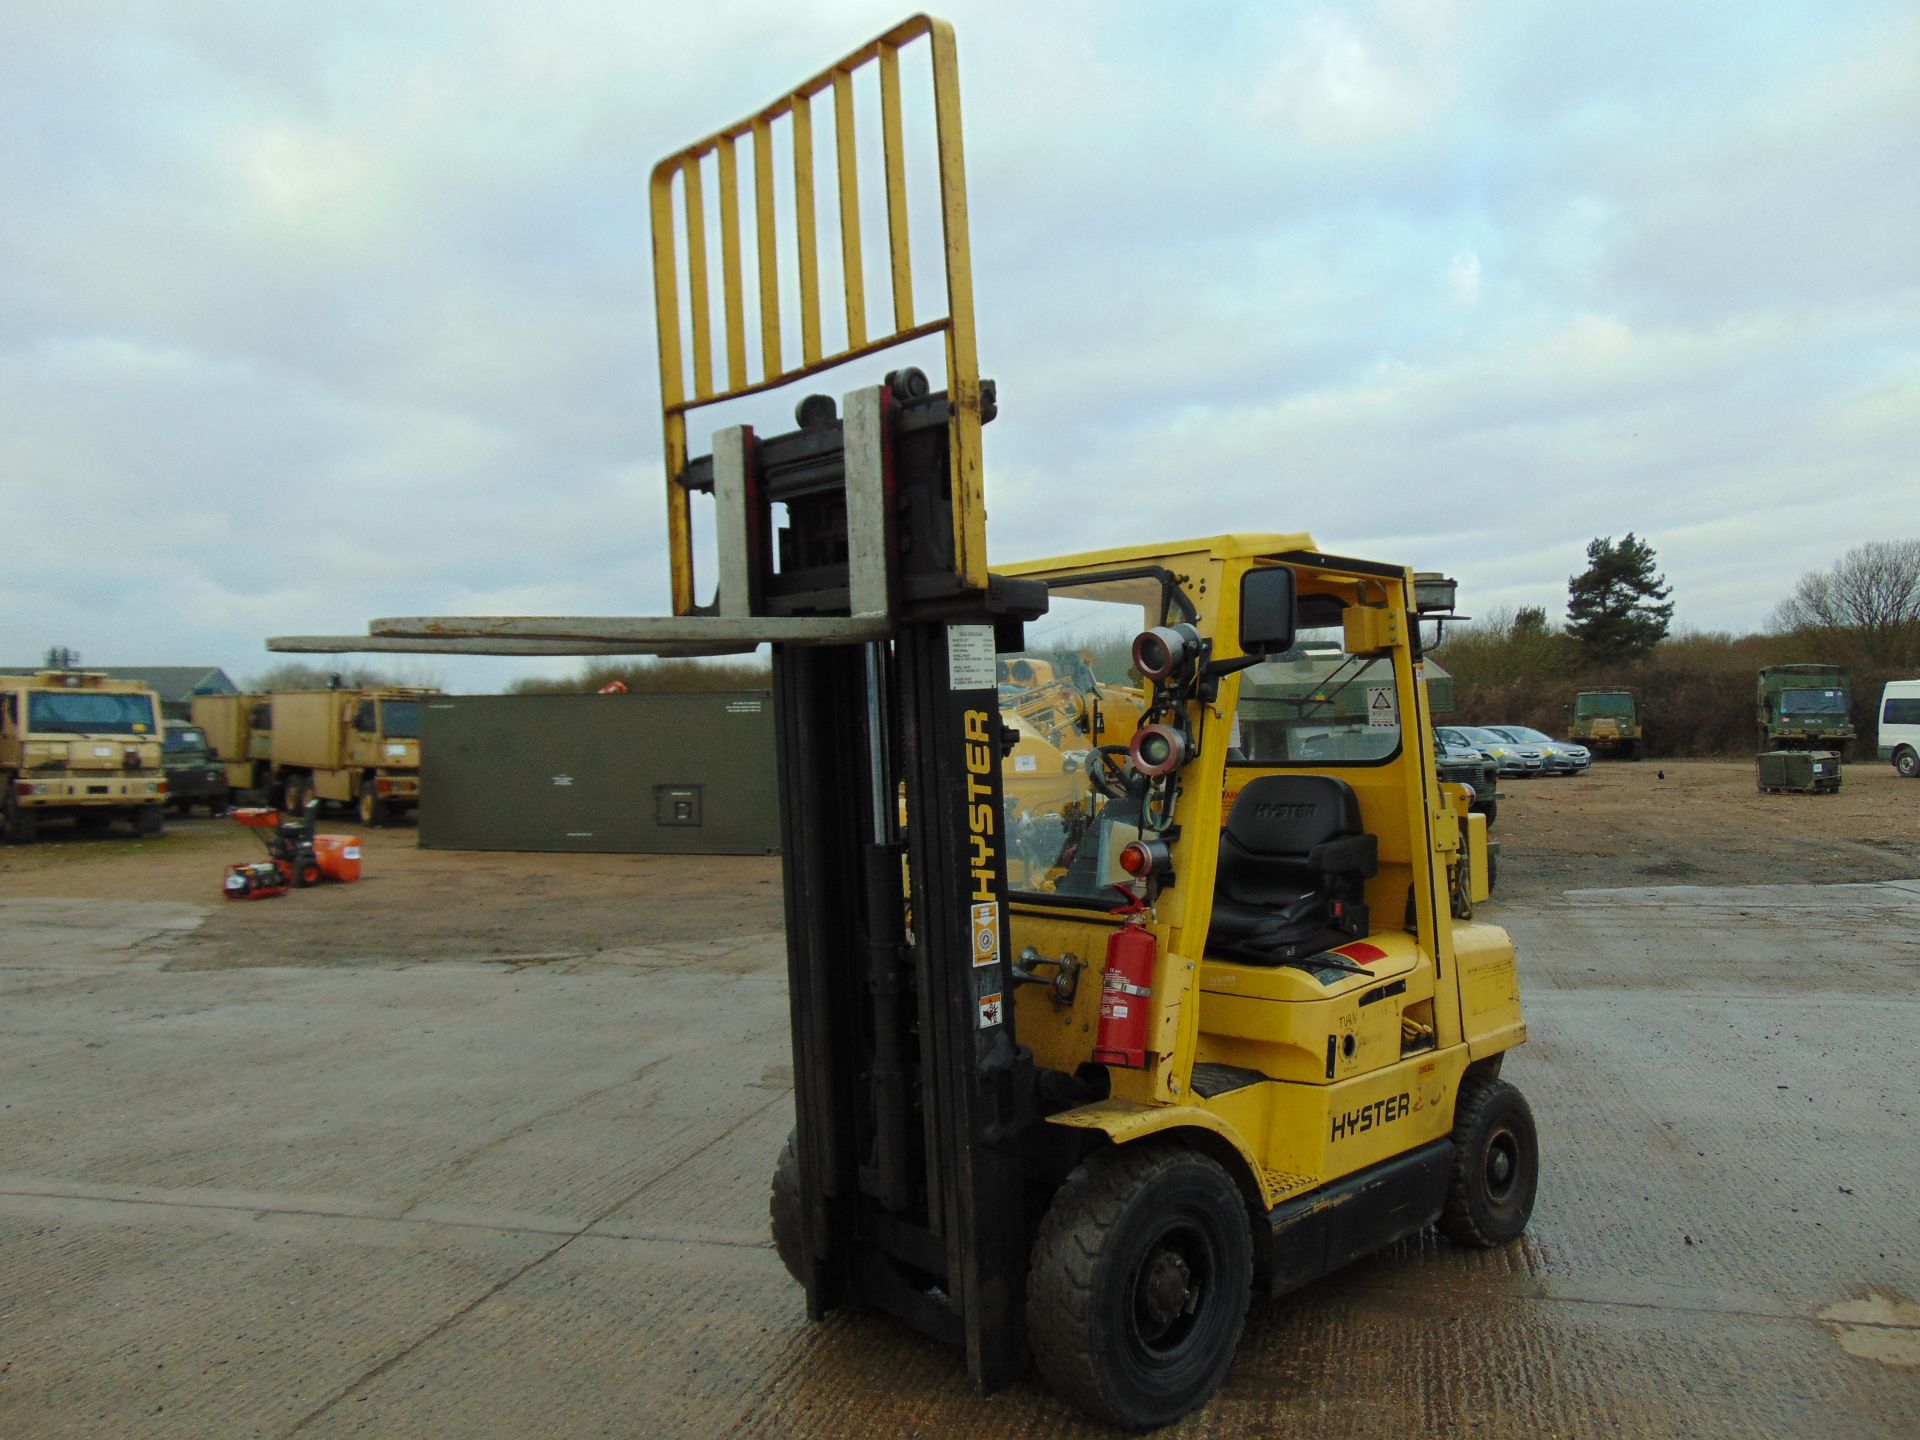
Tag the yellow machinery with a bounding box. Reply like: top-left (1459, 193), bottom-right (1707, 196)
top-left (267, 16), bottom-right (1535, 1427)
top-left (1, 670), bottom-right (168, 842)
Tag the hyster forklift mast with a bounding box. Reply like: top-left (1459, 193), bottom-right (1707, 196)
top-left (703, 377), bottom-right (1048, 1386)
top-left (271, 15), bottom-right (1050, 1391)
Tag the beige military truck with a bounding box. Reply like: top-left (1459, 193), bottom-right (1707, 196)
top-left (269, 687), bottom-right (434, 825)
top-left (1, 670), bottom-right (168, 842)
top-left (190, 692), bottom-right (274, 800)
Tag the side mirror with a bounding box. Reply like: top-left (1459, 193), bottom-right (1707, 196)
top-left (1240, 567), bottom-right (1296, 656)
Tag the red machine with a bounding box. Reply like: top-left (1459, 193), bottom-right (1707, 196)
top-left (1092, 887), bottom-right (1156, 1069)
top-left (221, 803), bottom-right (361, 900)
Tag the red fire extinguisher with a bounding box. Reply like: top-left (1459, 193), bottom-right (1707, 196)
top-left (1093, 886), bottom-right (1156, 1069)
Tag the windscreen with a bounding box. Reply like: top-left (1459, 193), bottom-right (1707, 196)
top-left (164, 727), bottom-right (209, 753)
top-left (997, 574), bottom-right (1165, 903)
top-left (1500, 726), bottom-right (1554, 743)
top-left (1234, 627), bottom-right (1401, 765)
top-left (379, 700), bottom-right (422, 739)
top-left (1576, 693), bottom-right (1634, 717)
top-left (1780, 688), bottom-right (1847, 715)
top-left (28, 691), bottom-right (157, 735)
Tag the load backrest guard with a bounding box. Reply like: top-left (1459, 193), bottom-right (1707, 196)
top-left (651, 14), bottom-right (989, 615)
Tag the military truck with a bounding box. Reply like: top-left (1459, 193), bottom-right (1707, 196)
top-left (1756, 665), bottom-right (1854, 758)
top-left (1, 670), bottom-right (167, 842)
top-left (1568, 688), bottom-right (1643, 759)
top-left (161, 719), bottom-right (229, 815)
top-left (190, 693), bottom-right (273, 799)
top-left (269, 687), bottom-right (434, 825)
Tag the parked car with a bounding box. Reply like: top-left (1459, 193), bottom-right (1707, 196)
top-left (1485, 725), bottom-right (1591, 776)
top-left (1436, 725), bottom-right (1546, 778)
top-left (1434, 735), bottom-right (1499, 827)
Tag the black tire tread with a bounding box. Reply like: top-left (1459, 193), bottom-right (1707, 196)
top-left (1439, 1076), bottom-right (1537, 1248)
top-left (1026, 1143), bottom-right (1251, 1429)
top-left (769, 1130), bottom-right (804, 1285)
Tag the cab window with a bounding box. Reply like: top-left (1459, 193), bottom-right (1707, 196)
top-left (1231, 617), bottom-right (1401, 766)
top-left (996, 571), bottom-right (1172, 905)
top-left (27, 691), bottom-right (157, 735)
top-left (379, 700), bottom-right (421, 739)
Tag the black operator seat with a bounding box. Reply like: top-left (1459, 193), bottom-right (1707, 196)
top-left (1207, 774), bottom-right (1378, 966)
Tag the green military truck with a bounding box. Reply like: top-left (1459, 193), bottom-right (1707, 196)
top-left (161, 719), bottom-right (229, 816)
top-left (1756, 665), bottom-right (1854, 759)
top-left (1569, 688), bottom-right (1643, 759)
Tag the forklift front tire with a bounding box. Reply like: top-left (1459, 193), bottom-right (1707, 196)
top-left (769, 1130), bottom-right (805, 1286)
top-left (1026, 1143), bottom-right (1253, 1430)
top-left (1439, 1077), bottom-right (1538, 1249)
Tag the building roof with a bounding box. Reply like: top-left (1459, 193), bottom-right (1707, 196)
top-left (0, 666), bottom-right (240, 701)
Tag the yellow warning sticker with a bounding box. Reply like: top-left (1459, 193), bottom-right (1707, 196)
top-left (978, 992), bottom-right (1003, 1028)
top-left (971, 901), bottom-right (1000, 968)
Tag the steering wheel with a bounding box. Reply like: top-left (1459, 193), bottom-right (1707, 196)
top-left (1085, 744), bottom-right (1135, 800)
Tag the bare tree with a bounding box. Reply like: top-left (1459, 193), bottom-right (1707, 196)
top-left (1771, 540), bottom-right (1920, 662)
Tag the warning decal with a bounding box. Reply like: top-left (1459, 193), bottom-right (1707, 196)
top-left (1366, 686), bottom-right (1398, 727)
top-left (971, 901), bottom-right (1000, 968)
top-left (977, 992), bottom-right (1003, 1028)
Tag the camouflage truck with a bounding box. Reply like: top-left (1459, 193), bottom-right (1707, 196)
top-left (1756, 665), bottom-right (1854, 758)
top-left (269, 687), bottom-right (435, 826)
top-left (1568, 688), bottom-right (1643, 759)
top-left (190, 693), bottom-right (274, 800)
top-left (1, 670), bottom-right (167, 842)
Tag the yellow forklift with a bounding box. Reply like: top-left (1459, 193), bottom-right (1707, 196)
top-left (272, 16), bottom-right (1537, 1428)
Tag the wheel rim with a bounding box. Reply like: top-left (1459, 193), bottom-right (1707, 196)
top-left (1124, 1220), bottom-right (1215, 1362)
top-left (1483, 1121), bottom-right (1521, 1206)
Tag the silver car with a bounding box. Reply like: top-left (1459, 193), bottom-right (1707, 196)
top-left (1437, 725), bottom-right (1546, 778)
top-left (1487, 725), bottom-right (1591, 776)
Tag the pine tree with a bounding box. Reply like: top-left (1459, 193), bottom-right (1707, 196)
top-left (1566, 534), bottom-right (1673, 663)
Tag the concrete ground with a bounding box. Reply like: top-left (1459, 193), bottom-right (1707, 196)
top-left (2, 873), bottom-right (1917, 1437)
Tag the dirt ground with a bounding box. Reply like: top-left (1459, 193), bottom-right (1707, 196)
top-left (2, 759), bottom-right (1913, 964)
top-left (1493, 757), bottom-right (1919, 898)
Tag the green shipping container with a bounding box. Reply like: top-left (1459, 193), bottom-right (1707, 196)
top-left (419, 691), bottom-right (780, 854)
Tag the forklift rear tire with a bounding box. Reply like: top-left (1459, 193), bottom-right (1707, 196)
top-left (1026, 1143), bottom-right (1253, 1430)
top-left (1439, 1077), bottom-right (1538, 1248)
top-left (769, 1130), bottom-right (805, 1285)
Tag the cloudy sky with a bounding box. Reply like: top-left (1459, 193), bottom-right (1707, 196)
top-left (3, 0), bottom-right (1915, 691)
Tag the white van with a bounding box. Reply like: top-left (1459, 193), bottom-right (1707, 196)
top-left (1879, 680), bottom-right (1920, 777)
